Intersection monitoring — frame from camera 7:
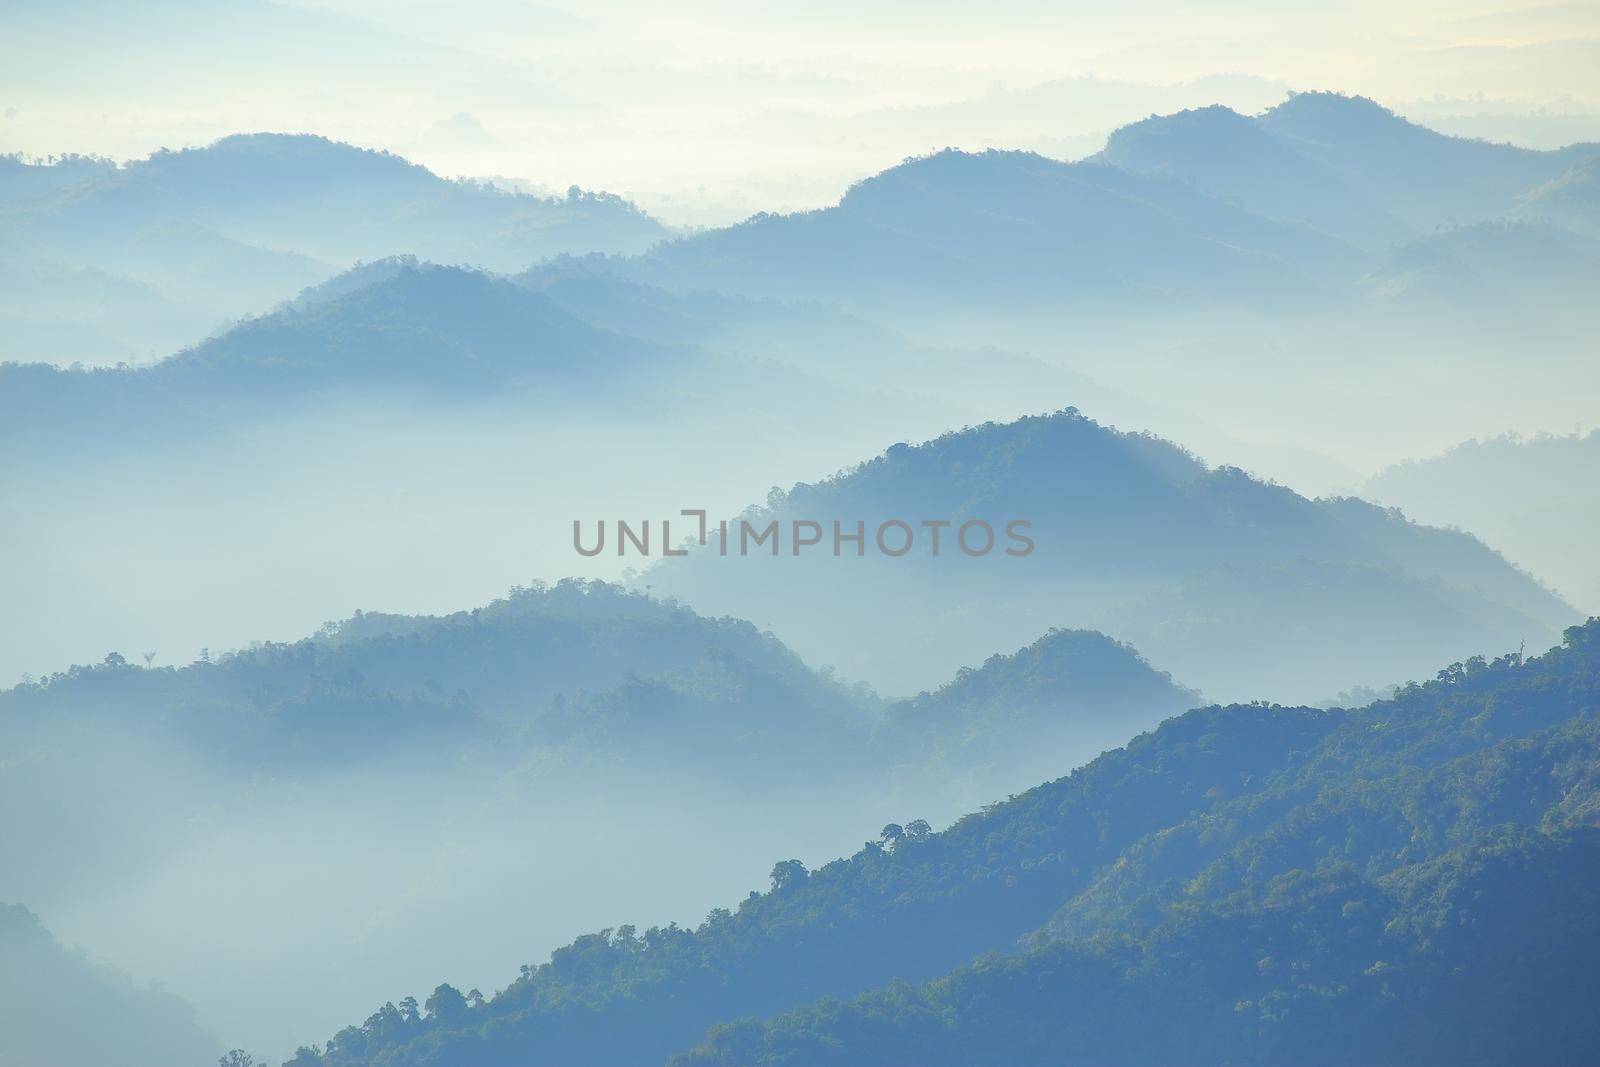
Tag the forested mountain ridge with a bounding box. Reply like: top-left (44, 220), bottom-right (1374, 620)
top-left (294, 705), bottom-right (1341, 1067)
top-left (1, 575), bottom-right (1207, 792)
top-left (0, 904), bottom-right (219, 1067)
top-left (0, 579), bottom-right (865, 769)
top-left (876, 629), bottom-right (1200, 808)
top-left (676, 827), bottom-right (1600, 1067)
top-left (291, 618), bottom-right (1600, 1067)
top-left (645, 409), bottom-right (1576, 701)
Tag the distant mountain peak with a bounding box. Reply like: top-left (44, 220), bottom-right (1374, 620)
top-left (1263, 90), bottom-right (1405, 130)
top-left (132, 131), bottom-right (437, 189)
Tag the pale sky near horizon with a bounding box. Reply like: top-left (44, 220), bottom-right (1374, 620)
top-left (4, 0), bottom-right (1600, 224)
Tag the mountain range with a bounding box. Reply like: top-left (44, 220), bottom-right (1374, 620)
top-left (11, 92), bottom-right (1598, 373)
top-left (0, 134), bottom-right (667, 364)
top-left (6, 88), bottom-right (1599, 1065)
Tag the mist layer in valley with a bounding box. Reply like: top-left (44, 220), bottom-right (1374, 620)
top-left (2, 86), bottom-right (1598, 1067)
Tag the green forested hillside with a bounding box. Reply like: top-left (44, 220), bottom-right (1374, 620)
top-left (290, 619), bottom-right (1600, 1067)
top-left (0, 579), bottom-right (861, 768)
top-left (676, 828), bottom-right (1600, 1067)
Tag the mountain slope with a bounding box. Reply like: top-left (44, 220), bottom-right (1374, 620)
top-left (0, 135), bottom-right (668, 361)
top-left (1365, 220), bottom-right (1600, 312)
top-left (644, 409), bottom-right (1575, 701)
top-left (292, 618), bottom-right (1600, 1067)
top-left (1256, 91), bottom-right (1598, 228)
top-left (1, 577), bottom-right (1198, 798)
top-left (0, 264), bottom-right (698, 449)
top-left (1095, 93), bottom-right (1599, 245)
top-left (1, 586), bottom-right (1195, 1059)
top-left (0, 579), bottom-right (862, 769)
top-left (676, 828), bottom-right (1600, 1067)
top-left (9, 133), bottom-right (667, 271)
top-left (1365, 430), bottom-right (1600, 611)
top-left (631, 149), bottom-right (1358, 311)
top-left (1094, 103), bottom-right (1407, 248)
top-left (1520, 154), bottom-right (1600, 236)
top-left (0, 904), bottom-right (218, 1067)
top-left (877, 629), bottom-right (1199, 811)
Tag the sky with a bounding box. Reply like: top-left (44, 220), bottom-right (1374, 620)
top-left (4, 0), bottom-right (1600, 224)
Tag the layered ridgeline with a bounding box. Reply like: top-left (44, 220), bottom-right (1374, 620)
top-left (2, 258), bottom-right (989, 457)
top-left (500, 94), bottom-right (1600, 499)
top-left (1094, 93), bottom-right (1600, 335)
top-left (0, 581), bottom-right (1195, 1056)
top-left (1365, 430), bottom-right (1600, 614)
top-left (644, 409), bottom-right (1575, 703)
top-left (601, 93), bottom-right (1599, 316)
top-left (0, 264), bottom-right (705, 449)
top-left (0, 580), bottom-right (870, 782)
top-left (0, 904), bottom-right (218, 1067)
top-left (1094, 91), bottom-right (1600, 248)
top-left (0, 580), bottom-right (1195, 817)
top-left (0, 255), bottom-right (1084, 696)
top-left (514, 254), bottom-right (1140, 429)
top-left (629, 145), bottom-right (1360, 312)
top-left (0, 135), bottom-right (666, 364)
top-left (291, 619), bottom-right (1600, 1067)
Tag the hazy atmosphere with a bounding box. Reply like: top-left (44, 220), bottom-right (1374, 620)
top-left (4, 2), bottom-right (1599, 1066)
top-left (7, 0), bottom-right (1600, 223)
